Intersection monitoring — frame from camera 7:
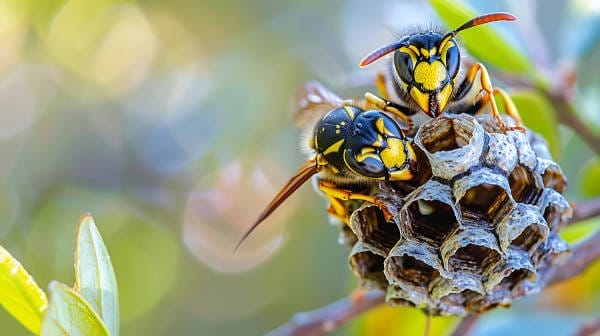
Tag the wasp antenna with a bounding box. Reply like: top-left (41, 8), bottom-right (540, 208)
top-left (452, 12), bottom-right (516, 36)
top-left (233, 160), bottom-right (319, 253)
top-left (359, 41), bottom-right (404, 67)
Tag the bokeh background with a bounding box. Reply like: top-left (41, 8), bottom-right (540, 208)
top-left (0, 0), bottom-right (598, 335)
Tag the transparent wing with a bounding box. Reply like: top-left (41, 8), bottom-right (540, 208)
top-left (291, 81), bottom-right (345, 127)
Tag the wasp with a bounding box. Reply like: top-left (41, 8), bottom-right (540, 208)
top-left (235, 12), bottom-right (524, 250)
top-left (235, 82), bottom-right (417, 251)
top-left (359, 12), bottom-right (525, 133)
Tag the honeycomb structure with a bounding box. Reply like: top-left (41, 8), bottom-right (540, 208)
top-left (346, 113), bottom-right (572, 316)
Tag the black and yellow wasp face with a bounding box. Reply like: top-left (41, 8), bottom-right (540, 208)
top-left (312, 105), bottom-right (416, 181)
top-left (360, 12), bottom-right (516, 118)
top-left (391, 33), bottom-right (460, 117)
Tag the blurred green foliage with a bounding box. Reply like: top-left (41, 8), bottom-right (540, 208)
top-left (0, 215), bottom-right (117, 336)
top-left (509, 90), bottom-right (560, 158)
top-left (429, 0), bottom-right (534, 74)
top-left (0, 0), bottom-right (597, 335)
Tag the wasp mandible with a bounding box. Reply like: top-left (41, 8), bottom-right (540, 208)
top-left (359, 12), bottom-right (524, 133)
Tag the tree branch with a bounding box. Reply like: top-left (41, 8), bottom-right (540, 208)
top-left (570, 198), bottom-right (600, 224)
top-left (547, 229), bottom-right (600, 286)
top-left (450, 315), bottom-right (480, 336)
top-left (547, 92), bottom-right (600, 156)
top-left (268, 199), bottom-right (600, 336)
top-left (266, 290), bottom-right (385, 336)
top-left (574, 316), bottom-right (600, 336)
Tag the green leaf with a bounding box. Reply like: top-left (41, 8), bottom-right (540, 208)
top-left (0, 245), bottom-right (48, 335)
top-left (579, 158), bottom-right (600, 197)
top-left (428, 0), bottom-right (533, 74)
top-left (560, 218), bottom-right (599, 244)
top-left (508, 90), bottom-right (561, 159)
top-left (41, 281), bottom-right (110, 336)
top-left (74, 214), bottom-right (119, 336)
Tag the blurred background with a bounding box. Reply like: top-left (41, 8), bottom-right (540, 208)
top-left (0, 0), bottom-right (598, 335)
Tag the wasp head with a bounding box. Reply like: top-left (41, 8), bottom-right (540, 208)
top-left (360, 12), bottom-right (516, 118)
top-left (390, 32), bottom-right (460, 117)
top-left (235, 106), bottom-right (417, 252)
top-left (313, 107), bottom-right (417, 181)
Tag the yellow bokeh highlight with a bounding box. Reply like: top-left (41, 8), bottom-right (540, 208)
top-left (359, 305), bottom-right (456, 336)
top-left (0, 0), bottom-right (28, 75)
top-left (46, 0), bottom-right (157, 96)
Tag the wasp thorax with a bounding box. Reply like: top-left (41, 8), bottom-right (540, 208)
top-left (347, 114), bottom-right (572, 316)
top-left (312, 106), bottom-right (416, 181)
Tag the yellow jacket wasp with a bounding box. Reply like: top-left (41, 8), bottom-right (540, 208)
top-left (360, 12), bottom-right (525, 133)
top-left (234, 82), bottom-right (417, 251)
top-left (236, 12), bottom-right (525, 250)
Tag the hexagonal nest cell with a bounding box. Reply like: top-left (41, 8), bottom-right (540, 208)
top-left (438, 290), bottom-right (479, 313)
top-left (459, 182), bottom-right (512, 222)
top-left (541, 190), bottom-right (572, 232)
top-left (386, 254), bottom-right (439, 288)
top-left (496, 204), bottom-right (549, 253)
top-left (509, 165), bottom-right (545, 204)
top-left (458, 245), bottom-right (500, 272)
top-left (510, 224), bottom-right (546, 252)
top-left (417, 116), bottom-right (476, 153)
top-left (537, 159), bottom-right (568, 194)
top-left (321, 113), bottom-right (572, 316)
top-left (349, 243), bottom-right (387, 289)
top-left (499, 268), bottom-right (534, 291)
top-left (386, 285), bottom-right (416, 307)
top-left (482, 248), bottom-right (535, 293)
top-left (402, 199), bottom-right (459, 246)
top-left (350, 204), bottom-right (399, 255)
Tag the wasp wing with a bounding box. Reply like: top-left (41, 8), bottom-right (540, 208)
top-left (291, 81), bottom-right (346, 127)
top-left (234, 159), bottom-right (319, 252)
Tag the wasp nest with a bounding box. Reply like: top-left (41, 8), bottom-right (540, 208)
top-left (346, 113), bottom-right (572, 316)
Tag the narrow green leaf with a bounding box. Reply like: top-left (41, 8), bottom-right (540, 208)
top-left (508, 90), bottom-right (561, 159)
top-left (74, 214), bottom-right (119, 336)
top-left (0, 245), bottom-right (48, 335)
top-left (428, 0), bottom-right (533, 74)
top-left (579, 158), bottom-right (600, 197)
top-left (41, 281), bottom-right (110, 336)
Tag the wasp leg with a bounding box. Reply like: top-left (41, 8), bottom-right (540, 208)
top-left (458, 63), bottom-right (525, 132)
top-left (376, 72), bottom-right (390, 100)
top-left (492, 87), bottom-right (524, 131)
top-left (364, 92), bottom-right (414, 133)
top-left (318, 181), bottom-right (393, 222)
top-left (476, 88), bottom-right (526, 132)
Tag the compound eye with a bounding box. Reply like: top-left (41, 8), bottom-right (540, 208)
top-left (393, 51), bottom-right (414, 85)
top-left (443, 40), bottom-right (460, 80)
top-left (343, 148), bottom-right (387, 179)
